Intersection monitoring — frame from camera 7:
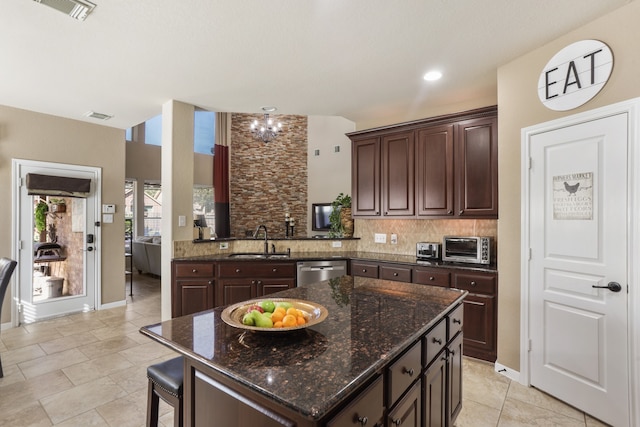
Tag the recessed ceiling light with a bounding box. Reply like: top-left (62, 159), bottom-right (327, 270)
top-left (423, 71), bottom-right (443, 82)
top-left (261, 106), bottom-right (277, 113)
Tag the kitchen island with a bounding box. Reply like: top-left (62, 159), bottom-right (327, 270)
top-left (141, 276), bottom-right (466, 427)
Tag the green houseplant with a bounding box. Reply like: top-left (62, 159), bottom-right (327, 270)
top-left (49, 197), bottom-right (67, 213)
top-left (329, 193), bottom-right (352, 238)
top-left (35, 200), bottom-right (48, 242)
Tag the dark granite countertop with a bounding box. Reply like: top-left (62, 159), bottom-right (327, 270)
top-left (140, 276), bottom-right (466, 421)
top-left (173, 250), bottom-right (497, 273)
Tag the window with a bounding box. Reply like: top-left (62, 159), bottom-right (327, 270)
top-left (194, 110), bottom-right (215, 155)
top-left (125, 127), bottom-right (133, 142)
top-left (193, 186), bottom-right (215, 231)
top-left (143, 183), bottom-right (162, 236)
top-left (145, 115), bottom-right (162, 146)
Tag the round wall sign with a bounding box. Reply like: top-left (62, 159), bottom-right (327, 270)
top-left (538, 39), bottom-right (613, 111)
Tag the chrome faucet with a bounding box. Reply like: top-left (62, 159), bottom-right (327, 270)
top-left (253, 225), bottom-right (268, 254)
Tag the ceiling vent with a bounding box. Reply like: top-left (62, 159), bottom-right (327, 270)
top-left (84, 111), bottom-right (112, 120)
top-left (34, 0), bottom-right (96, 21)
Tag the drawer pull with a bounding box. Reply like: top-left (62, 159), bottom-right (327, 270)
top-left (392, 419), bottom-right (402, 426)
top-left (357, 415), bottom-right (368, 426)
top-left (272, 268), bottom-right (277, 272)
top-left (192, 269), bottom-right (197, 273)
top-left (402, 367), bottom-right (415, 377)
top-left (429, 276), bottom-right (435, 281)
top-left (432, 337), bottom-right (442, 345)
top-left (393, 272), bottom-right (398, 276)
top-left (362, 269), bottom-right (367, 273)
top-left (452, 318), bottom-right (461, 324)
top-left (470, 281), bottom-right (477, 286)
top-left (235, 269), bottom-right (241, 273)
top-left (208, 281), bottom-right (212, 285)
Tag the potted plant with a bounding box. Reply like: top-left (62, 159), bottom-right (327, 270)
top-left (329, 193), bottom-right (353, 238)
top-left (49, 197), bottom-right (67, 213)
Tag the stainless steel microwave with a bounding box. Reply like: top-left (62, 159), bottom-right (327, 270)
top-left (442, 236), bottom-right (491, 264)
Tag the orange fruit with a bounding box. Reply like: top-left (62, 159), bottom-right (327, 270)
top-left (296, 316), bottom-right (306, 325)
top-left (282, 314), bottom-right (297, 327)
top-left (273, 321), bottom-right (283, 328)
top-left (286, 307), bottom-right (298, 317)
top-left (271, 311), bottom-right (285, 323)
top-left (274, 306), bottom-right (286, 315)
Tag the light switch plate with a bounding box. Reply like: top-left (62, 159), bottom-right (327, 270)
top-left (102, 213), bottom-right (114, 223)
top-left (102, 204), bottom-right (115, 213)
top-left (391, 233), bottom-right (398, 244)
top-left (178, 215), bottom-right (186, 227)
top-left (332, 241), bottom-right (342, 248)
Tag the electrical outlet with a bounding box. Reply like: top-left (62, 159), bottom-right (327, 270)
top-left (332, 241), bottom-right (342, 248)
top-left (178, 215), bottom-right (186, 227)
top-left (391, 233), bottom-right (398, 244)
top-left (374, 233), bottom-right (387, 244)
top-left (219, 242), bottom-right (229, 250)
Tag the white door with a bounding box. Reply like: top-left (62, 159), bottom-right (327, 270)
top-left (527, 113), bottom-right (629, 426)
top-left (13, 160), bottom-right (100, 323)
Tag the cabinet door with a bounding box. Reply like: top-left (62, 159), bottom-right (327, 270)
top-left (258, 279), bottom-right (295, 297)
top-left (455, 117), bottom-right (498, 217)
top-left (388, 380), bottom-right (421, 427)
top-left (448, 333), bottom-right (463, 425)
top-left (416, 125), bottom-right (454, 216)
top-left (327, 376), bottom-right (384, 427)
top-left (175, 279), bottom-right (215, 317)
top-left (382, 131), bottom-right (415, 216)
top-left (352, 137), bottom-right (381, 216)
top-left (423, 352), bottom-right (447, 427)
top-left (217, 279), bottom-right (256, 306)
top-left (461, 293), bottom-right (496, 361)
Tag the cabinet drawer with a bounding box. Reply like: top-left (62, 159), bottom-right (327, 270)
top-left (218, 262), bottom-right (295, 278)
top-left (412, 268), bottom-right (450, 287)
top-left (387, 341), bottom-right (421, 405)
top-left (174, 263), bottom-right (215, 278)
top-left (380, 264), bottom-right (412, 283)
top-left (423, 318), bottom-right (447, 367)
top-left (453, 272), bottom-right (496, 295)
top-left (350, 261), bottom-right (379, 278)
top-left (327, 375), bottom-right (384, 427)
top-left (448, 304), bottom-right (464, 340)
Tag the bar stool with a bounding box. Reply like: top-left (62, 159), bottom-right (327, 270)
top-left (146, 356), bottom-right (184, 427)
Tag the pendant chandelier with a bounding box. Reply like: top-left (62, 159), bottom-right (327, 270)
top-left (250, 106), bottom-right (283, 143)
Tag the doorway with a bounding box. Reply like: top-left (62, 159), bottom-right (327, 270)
top-left (521, 100), bottom-right (640, 427)
top-left (12, 159), bottom-right (101, 324)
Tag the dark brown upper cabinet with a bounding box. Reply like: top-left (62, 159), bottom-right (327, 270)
top-left (382, 131), bottom-right (415, 216)
top-left (455, 116), bottom-right (498, 217)
top-left (348, 106), bottom-right (497, 220)
top-left (416, 124), bottom-right (455, 217)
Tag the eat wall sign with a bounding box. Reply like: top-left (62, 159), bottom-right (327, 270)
top-left (538, 39), bottom-right (613, 111)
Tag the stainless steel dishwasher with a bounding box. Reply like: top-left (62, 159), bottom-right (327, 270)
top-left (296, 260), bottom-right (347, 286)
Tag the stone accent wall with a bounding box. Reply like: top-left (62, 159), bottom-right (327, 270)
top-left (230, 113), bottom-right (308, 238)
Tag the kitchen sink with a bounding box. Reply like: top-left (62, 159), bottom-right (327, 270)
top-left (228, 253), bottom-right (267, 259)
top-left (227, 253), bottom-right (290, 259)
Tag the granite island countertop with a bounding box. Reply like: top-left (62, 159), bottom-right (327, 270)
top-left (140, 276), bottom-right (466, 421)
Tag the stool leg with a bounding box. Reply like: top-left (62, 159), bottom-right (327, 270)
top-left (147, 380), bottom-right (160, 427)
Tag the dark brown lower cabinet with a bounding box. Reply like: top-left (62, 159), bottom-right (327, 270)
top-left (191, 367), bottom-right (297, 427)
top-left (422, 331), bottom-right (463, 427)
top-left (327, 376), bottom-right (384, 427)
top-left (388, 381), bottom-right (421, 427)
top-left (172, 262), bottom-right (216, 318)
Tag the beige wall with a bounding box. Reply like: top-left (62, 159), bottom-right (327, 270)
top-left (496, 1), bottom-right (640, 370)
top-left (0, 105), bottom-right (125, 323)
top-left (307, 116), bottom-right (355, 235)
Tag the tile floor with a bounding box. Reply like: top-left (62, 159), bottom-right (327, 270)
top-left (0, 274), bottom-right (611, 426)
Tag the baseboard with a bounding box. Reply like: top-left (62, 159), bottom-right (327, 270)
top-left (1, 321), bottom-right (13, 331)
top-left (100, 299), bottom-right (126, 310)
top-left (495, 361), bottom-right (521, 382)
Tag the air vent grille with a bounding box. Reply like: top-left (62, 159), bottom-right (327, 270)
top-left (84, 111), bottom-right (113, 120)
top-left (34, 0), bottom-right (96, 21)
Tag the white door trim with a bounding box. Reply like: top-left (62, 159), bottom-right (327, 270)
top-left (11, 159), bottom-right (102, 325)
top-left (521, 98), bottom-right (640, 427)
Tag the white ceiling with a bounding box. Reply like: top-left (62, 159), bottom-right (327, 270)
top-left (0, 0), bottom-right (632, 130)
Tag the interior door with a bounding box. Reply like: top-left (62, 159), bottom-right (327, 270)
top-left (14, 160), bottom-right (100, 323)
top-left (527, 113), bottom-right (629, 426)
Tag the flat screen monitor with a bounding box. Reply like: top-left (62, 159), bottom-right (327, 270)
top-left (311, 203), bottom-right (332, 231)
